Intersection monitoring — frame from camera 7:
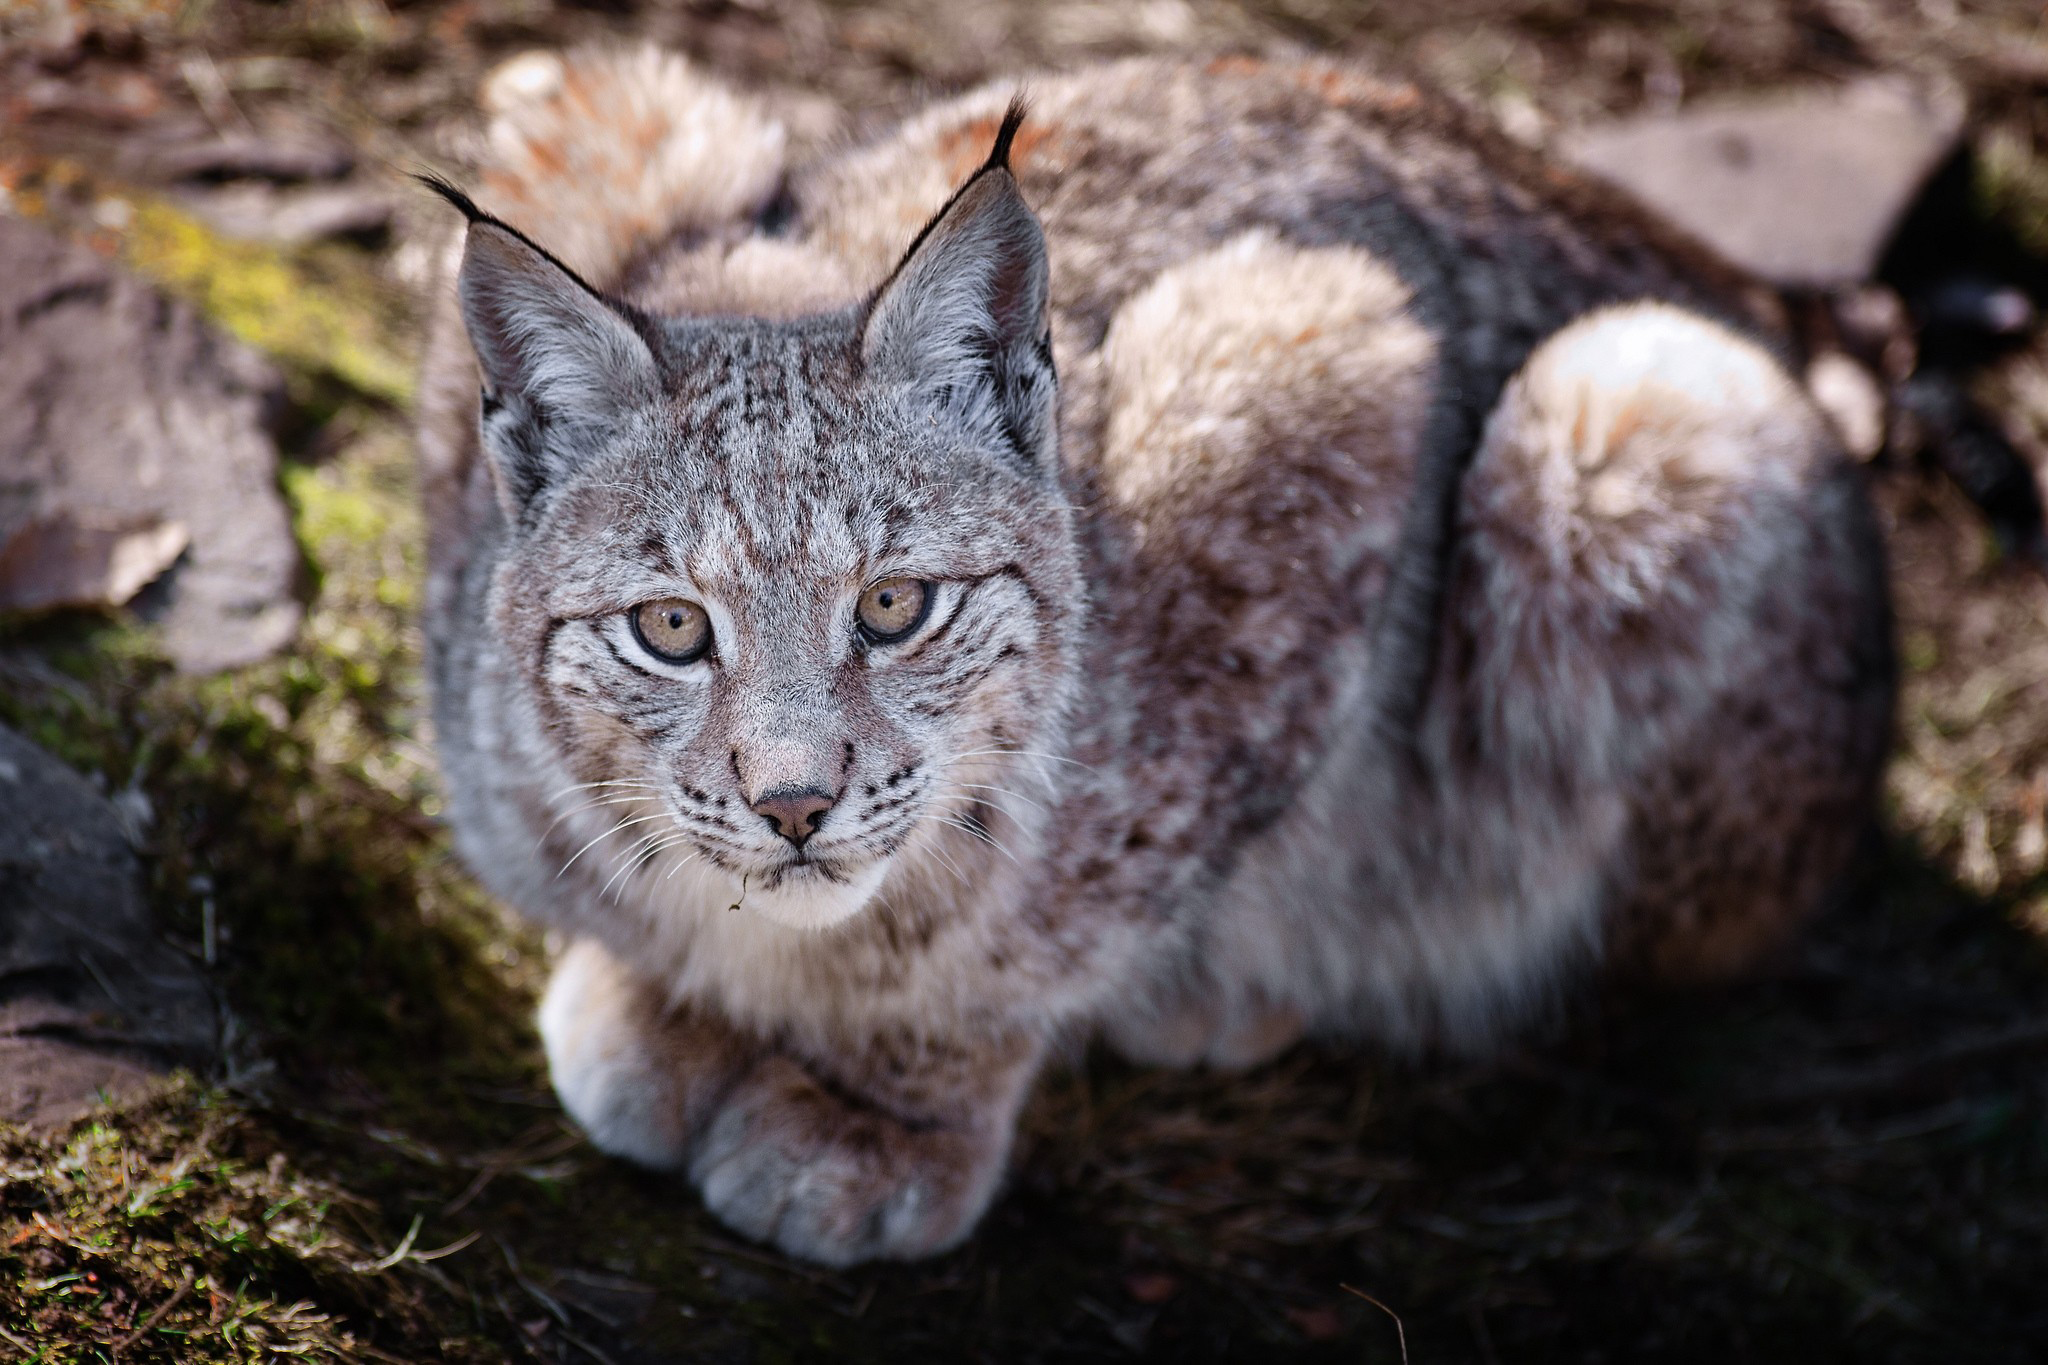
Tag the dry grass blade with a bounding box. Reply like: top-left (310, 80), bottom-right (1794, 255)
top-left (1343, 1284), bottom-right (1410, 1364)
top-left (111, 1266), bottom-right (195, 1355)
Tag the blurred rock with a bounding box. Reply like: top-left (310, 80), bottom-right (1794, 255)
top-left (0, 215), bottom-right (301, 672)
top-left (0, 725), bottom-right (215, 1133)
top-left (175, 180), bottom-right (396, 246)
top-left (1561, 79), bottom-right (1966, 288)
top-left (4, 66), bottom-right (165, 127)
top-left (130, 127), bottom-right (356, 184)
top-left (0, 514), bottom-right (189, 615)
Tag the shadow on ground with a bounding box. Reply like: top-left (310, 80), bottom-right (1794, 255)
top-left (6, 593), bottom-right (2044, 1361)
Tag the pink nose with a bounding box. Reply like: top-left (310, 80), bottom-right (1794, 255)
top-left (751, 786), bottom-right (836, 848)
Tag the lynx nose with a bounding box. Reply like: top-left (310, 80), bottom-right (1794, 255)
top-left (751, 786), bottom-right (836, 849)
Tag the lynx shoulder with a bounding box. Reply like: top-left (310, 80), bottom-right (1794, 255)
top-left (417, 49), bottom-right (1893, 1265)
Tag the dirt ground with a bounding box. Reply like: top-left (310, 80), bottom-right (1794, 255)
top-left (4, 0), bottom-right (2048, 1360)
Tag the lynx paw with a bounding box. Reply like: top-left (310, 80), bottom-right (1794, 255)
top-left (543, 942), bottom-right (1037, 1264)
top-left (687, 1055), bottom-right (1013, 1267)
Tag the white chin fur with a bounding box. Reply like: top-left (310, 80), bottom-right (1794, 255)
top-left (741, 858), bottom-right (890, 930)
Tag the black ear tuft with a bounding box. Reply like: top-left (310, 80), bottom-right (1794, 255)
top-left (984, 96), bottom-right (1029, 175)
top-left (415, 172), bottom-right (618, 307)
top-left (414, 171), bottom-right (489, 224)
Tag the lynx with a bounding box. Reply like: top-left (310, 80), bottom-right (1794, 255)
top-left (417, 48), bottom-right (1894, 1265)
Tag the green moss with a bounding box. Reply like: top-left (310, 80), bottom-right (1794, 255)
top-left (121, 199), bottom-right (414, 406)
top-left (0, 1086), bottom-right (501, 1362)
top-left (283, 464), bottom-right (388, 558)
top-left (1975, 128), bottom-right (2048, 260)
top-left (0, 379), bottom-right (551, 1355)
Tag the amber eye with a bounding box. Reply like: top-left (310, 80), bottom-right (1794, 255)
top-left (629, 598), bottom-right (712, 664)
top-left (856, 577), bottom-right (931, 643)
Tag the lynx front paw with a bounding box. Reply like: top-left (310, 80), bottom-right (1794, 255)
top-left (688, 1047), bottom-right (1033, 1266)
top-left (542, 943), bottom-right (1041, 1264)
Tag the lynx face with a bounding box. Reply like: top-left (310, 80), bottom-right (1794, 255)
top-left (442, 125), bottom-right (1078, 929)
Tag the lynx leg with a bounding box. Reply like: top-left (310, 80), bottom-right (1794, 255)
top-left (538, 938), bottom-right (758, 1168)
top-left (1457, 303), bottom-right (1894, 984)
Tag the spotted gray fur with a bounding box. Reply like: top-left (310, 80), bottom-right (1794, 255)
top-left (416, 50), bottom-right (1895, 1265)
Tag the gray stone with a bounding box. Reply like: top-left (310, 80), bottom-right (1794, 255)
top-left (1561, 79), bottom-right (1966, 288)
top-left (0, 513), bottom-right (190, 615)
top-left (0, 724), bottom-right (216, 1133)
top-left (129, 128), bottom-right (356, 185)
top-left (174, 181), bottom-right (397, 246)
top-left (0, 216), bottom-right (301, 672)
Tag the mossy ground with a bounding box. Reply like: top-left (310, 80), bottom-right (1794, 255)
top-left (3, 1), bottom-right (2048, 1360)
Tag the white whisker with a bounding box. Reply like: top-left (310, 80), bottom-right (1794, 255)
top-left (949, 746), bottom-right (1094, 772)
top-left (933, 813), bottom-right (1023, 868)
top-left (557, 811), bottom-right (671, 879)
top-left (943, 780), bottom-right (1049, 815)
top-left (922, 838), bottom-right (975, 892)
top-left (601, 830), bottom-right (689, 901)
top-left (544, 779), bottom-right (662, 801)
top-left (540, 792), bottom-right (657, 840)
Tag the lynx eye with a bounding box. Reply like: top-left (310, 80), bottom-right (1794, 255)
top-left (856, 577), bottom-right (931, 644)
top-left (629, 598), bottom-right (712, 664)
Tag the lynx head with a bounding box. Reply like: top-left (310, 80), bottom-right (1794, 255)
top-left (437, 108), bottom-right (1081, 930)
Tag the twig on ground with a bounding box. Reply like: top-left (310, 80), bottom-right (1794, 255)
top-left (113, 1267), bottom-right (196, 1355)
top-left (354, 1214), bottom-right (421, 1272)
top-left (441, 1124), bottom-right (586, 1216)
top-left (1342, 1284), bottom-right (1409, 1365)
top-left (351, 1213), bottom-right (480, 1272)
top-left (1724, 1211), bottom-right (1927, 1328)
top-left (496, 1237), bottom-right (623, 1365)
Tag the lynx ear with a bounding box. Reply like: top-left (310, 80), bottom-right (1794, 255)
top-left (861, 104), bottom-right (1057, 474)
top-left (428, 179), bottom-right (660, 512)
